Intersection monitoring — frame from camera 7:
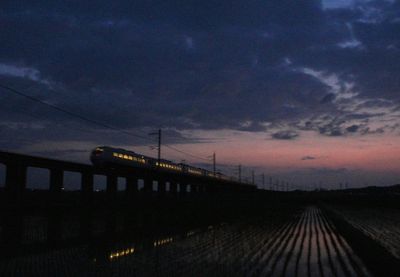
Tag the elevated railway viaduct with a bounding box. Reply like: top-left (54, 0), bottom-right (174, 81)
top-left (0, 151), bottom-right (258, 259)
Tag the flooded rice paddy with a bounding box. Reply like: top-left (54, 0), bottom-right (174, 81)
top-left (0, 206), bottom-right (378, 276)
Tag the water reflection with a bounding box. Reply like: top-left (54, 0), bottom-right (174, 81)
top-left (0, 209), bottom-right (374, 277)
top-left (90, 225), bottom-right (212, 268)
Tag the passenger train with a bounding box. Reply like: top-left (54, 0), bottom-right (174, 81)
top-left (90, 146), bottom-right (230, 180)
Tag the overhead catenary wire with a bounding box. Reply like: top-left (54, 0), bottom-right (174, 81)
top-left (0, 83), bottom-right (212, 162)
top-left (0, 84), bottom-right (151, 141)
top-left (163, 144), bottom-right (212, 162)
top-left (1, 84), bottom-right (270, 184)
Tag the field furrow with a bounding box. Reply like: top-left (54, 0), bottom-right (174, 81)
top-left (326, 205), bottom-right (400, 260)
top-left (0, 206), bottom-right (375, 276)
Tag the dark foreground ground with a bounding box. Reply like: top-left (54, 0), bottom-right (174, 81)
top-left (0, 189), bottom-right (399, 276)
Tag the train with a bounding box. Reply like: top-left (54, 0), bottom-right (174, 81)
top-left (90, 146), bottom-right (230, 180)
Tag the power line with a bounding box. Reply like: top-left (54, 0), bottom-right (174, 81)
top-left (163, 144), bottom-right (211, 162)
top-left (148, 128), bottom-right (212, 162)
top-left (0, 84), bottom-right (151, 141)
top-left (1, 83), bottom-right (213, 162)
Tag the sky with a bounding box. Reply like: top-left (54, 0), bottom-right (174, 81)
top-left (1, 0), bottom-right (400, 189)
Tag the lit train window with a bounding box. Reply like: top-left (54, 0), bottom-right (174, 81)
top-left (113, 153), bottom-right (118, 157)
top-left (188, 168), bottom-right (202, 175)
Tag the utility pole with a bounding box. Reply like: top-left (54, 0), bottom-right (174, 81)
top-left (269, 177), bottom-right (273, 191)
top-left (157, 129), bottom-right (161, 163)
top-left (238, 164), bottom-right (242, 183)
top-left (149, 129), bottom-right (162, 164)
top-left (251, 170), bottom-right (255, 185)
top-left (213, 152), bottom-right (216, 176)
top-left (262, 173), bottom-right (265, 190)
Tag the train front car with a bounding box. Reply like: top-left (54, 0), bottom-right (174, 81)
top-left (90, 146), bottom-right (109, 167)
top-left (90, 146), bottom-right (151, 169)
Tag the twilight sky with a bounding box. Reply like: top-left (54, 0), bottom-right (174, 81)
top-left (1, 0), bottom-right (400, 188)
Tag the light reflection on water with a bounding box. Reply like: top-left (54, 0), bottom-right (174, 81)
top-left (0, 209), bottom-right (373, 277)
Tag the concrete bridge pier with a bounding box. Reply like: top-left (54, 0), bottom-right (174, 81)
top-left (126, 176), bottom-right (138, 195)
top-left (105, 174), bottom-right (118, 235)
top-left (199, 183), bottom-right (207, 194)
top-left (180, 183), bottom-right (188, 196)
top-left (80, 172), bottom-right (94, 240)
top-left (2, 162), bottom-right (26, 251)
top-left (81, 172), bottom-right (94, 199)
top-left (143, 176), bottom-right (153, 193)
top-left (106, 174), bottom-right (118, 196)
top-left (158, 179), bottom-right (166, 194)
top-left (5, 162), bottom-right (27, 203)
top-left (191, 183), bottom-right (201, 194)
top-left (49, 168), bottom-right (63, 192)
top-left (170, 182), bottom-right (178, 195)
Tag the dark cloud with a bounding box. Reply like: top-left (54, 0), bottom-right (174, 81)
top-left (0, 0), bottom-right (399, 159)
top-left (319, 93), bottom-right (336, 104)
top-left (271, 130), bottom-right (299, 140)
top-left (346, 124), bottom-right (359, 133)
top-left (296, 116), bottom-right (347, 137)
top-left (301, 156), bottom-right (316, 161)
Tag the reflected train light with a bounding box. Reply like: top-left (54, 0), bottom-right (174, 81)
top-left (109, 246), bottom-right (135, 260)
top-left (153, 237), bottom-right (173, 247)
